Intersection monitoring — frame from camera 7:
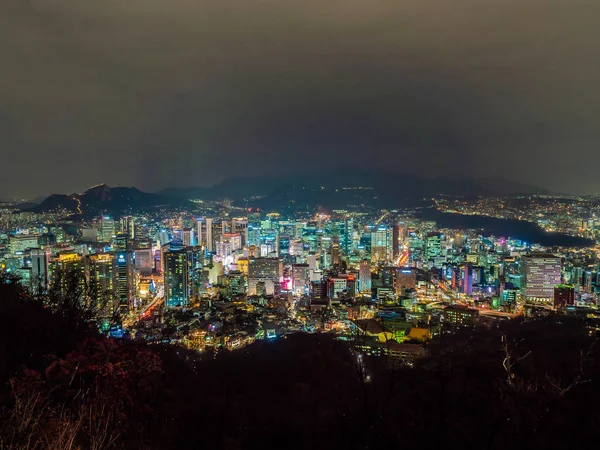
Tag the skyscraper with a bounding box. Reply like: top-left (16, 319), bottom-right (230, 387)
top-left (164, 250), bottom-right (188, 308)
top-left (183, 227), bottom-right (194, 247)
top-left (248, 257), bottom-right (282, 295)
top-left (86, 253), bottom-right (116, 315)
top-left (461, 264), bottom-right (473, 296)
top-left (359, 259), bottom-right (372, 293)
top-left (370, 226), bottom-right (393, 263)
top-left (100, 217), bottom-right (115, 243)
top-left (292, 263), bottom-right (309, 296)
top-left (115, 232), bottom-right (133, 313)
top-left (521, 254), bottom-right (562, 304)
top-left (425, 233), bottom-right (442, 261)
top-left (30, 248), bottom-right (49, 293)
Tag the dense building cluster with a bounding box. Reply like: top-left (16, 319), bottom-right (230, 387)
top-left (2, 194), bottom-right (600, 357)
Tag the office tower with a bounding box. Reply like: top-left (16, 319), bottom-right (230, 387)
top-left (86, 253), bottom-right (116, 315)
top-left (521, 254), bottom-right (562, 304)
top-left (9, 234), bottom-right (39, 254)
top-left (232, 218), bottom-right (248, 247)
top-left (392, 225), bottom-right (400, 260)
top-left (278, 235), bottom-right (291, 257)
top-left (554, 284), bottom-right (575, 308)
top-left (425, 233), bottom-right (442, 260)
top-left (172, 228), bottom-right (183, 243)
top-left (292, 263), bottom-right (309, 296)
top-left (396, 268), bottom-right (417, 294)
top-left (226, 271), bottom-right (246, 297)
top-left (380, 267), bottom-right (396, 288)
top-left (461, 264), bottom-right (473, 296)
top-left (30, 248), bottom-right (49, 293)
top-left (211, 221), bottom-right (223, 253)
top-left (182, 227), bottom-right (194, 247)
top-left (584, 270), bottom-right (593, 294)
top-left (51, 253), bottom-right (85, 296)
top-left (81, 228), bottom-right (99, 242)
top-left (186, 247), bottom-right (204, 300)
top-left (115, 232), bottom-right (133, 313)
top-left (370, 226), bottom-right (393, 263)
top-left (133, 239), bottom-right (154, 276)
top-left (248, 257), bottom-right (282, 296)
top-left (100, 217), bottom-right (115, 243)
top-left (127, 217), bottom-right (135, 239)
top-left (331, 243), bottom-right (340, 266)
top-left (164, 250), bottom-right (188, 308)
top-left (359, 259), bottom-right (372, 293)
top-left (342, 219), bottom-right (354, 254)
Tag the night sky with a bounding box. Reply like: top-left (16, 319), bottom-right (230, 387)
top-left (2, 0), bottom-right (599, 199)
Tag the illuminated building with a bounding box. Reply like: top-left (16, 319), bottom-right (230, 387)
top-left (425, 233), bottom-right (441, 261)
top-left (396, 268), bottom-right (417, 293)
top-left (86, 253), bottom-right (116, 315)
top-left (278, 234), bottom-right (291, 257)
top-left (370, 226), bottom-right (393, 263)
top-left (359, 259), bottom-right (372, 293)
top-left (51, 253), bottom-right (85, 296)
top-left (30, 248), bottom-right (49, 293)
top-left (133, 239), bottom-right (154, 276)
top-left (226, 270), bottom-right (246, 297)
top-left (521, 254), bottom-right (562, 304)
top-left (100, 217), bottom-right (115, 243)
top-left (211, 221), bottom-right (223, 253)
top-left (442, 306), bottom-right (478, 327)
top-left (115, 232), bottom-right (133, 313)
top-left (248, 257), bottom-right (282, 296)
top-left (9, 234), bottom-right (39, 254)
top-left (186, 247), bottom-right (204, 300)
top-left (231, 218), bottom-right (248, 247)
top-left (554, 284), bottom-right (575, 308)
top-left (292, 263), bottom-right (309, 296)
top-left (164, 250), bottom-right (188, 308)
top-left (182, 227), bottom-right (195, 247)
top-left (197, 217), bottom-right (212, 250)
top-left (330, 242), bottom-right (340, 266)
top-left (461, 264), bottom-right (473, 296)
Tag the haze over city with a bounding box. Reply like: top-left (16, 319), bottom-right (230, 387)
top-left (2, 0), bottom-right (600, 198)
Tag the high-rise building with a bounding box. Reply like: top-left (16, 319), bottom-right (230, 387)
top-left (521, 254), bottom-right (562, 304)
top-left (425, 233), bottom-right (442, 261)
top-left (30, 248), bottom-right (49, 293)
top-left (248, 257), bottom-right (282, 296)
top-left (370, 226), bottom-right (393, 263)
top-left (115, 232), bottom-right (133, 313)
top-left (9, 234), bottom-right (39, 254)
top-left (51, 253), bottom-right (85, 297)
top-left (86, 253), bottom-right (116, 315)
top-left (359, 259), bottom-right (372, 293)
top-left (164, 250), bottom-right (188, 308)
top-left (292, 263), bottom-right (309, 296)
top-left (554, 284), bottom-right (575, 308)
top-left (461, 264), bottom-right (473, 296)
top-left (183, 227), bottom-right (195, 247)
top-left (100, 217), bottom-right (115, 243)
top-left (133, 239), bottom-right (154, 276)
top-left (232, 218), bottom-right (248, 247)
top-left (396, 267), bottom-right (417, 294)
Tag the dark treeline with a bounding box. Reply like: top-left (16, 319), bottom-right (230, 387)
top-left (1, 276), bottom-right (599, 449)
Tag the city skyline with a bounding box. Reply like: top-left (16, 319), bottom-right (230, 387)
top-left (2, 0), bottom-right (600, 198)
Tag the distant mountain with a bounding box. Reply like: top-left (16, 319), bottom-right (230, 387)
top-left (160, 172), bottom-right (548, 210)
top-left (25, 184), bottom-right (192, 216)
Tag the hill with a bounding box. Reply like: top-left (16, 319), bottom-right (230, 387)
top-left (159, 172), bottom-right (549, 210)
top-left (25, 184), bottom-right (193, 216)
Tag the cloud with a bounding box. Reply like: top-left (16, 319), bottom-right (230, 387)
top-left (1, 0), bottom-right (599, 197)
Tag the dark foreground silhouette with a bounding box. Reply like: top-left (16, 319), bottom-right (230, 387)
top-left (1, 278), bottom-right (600, 449)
